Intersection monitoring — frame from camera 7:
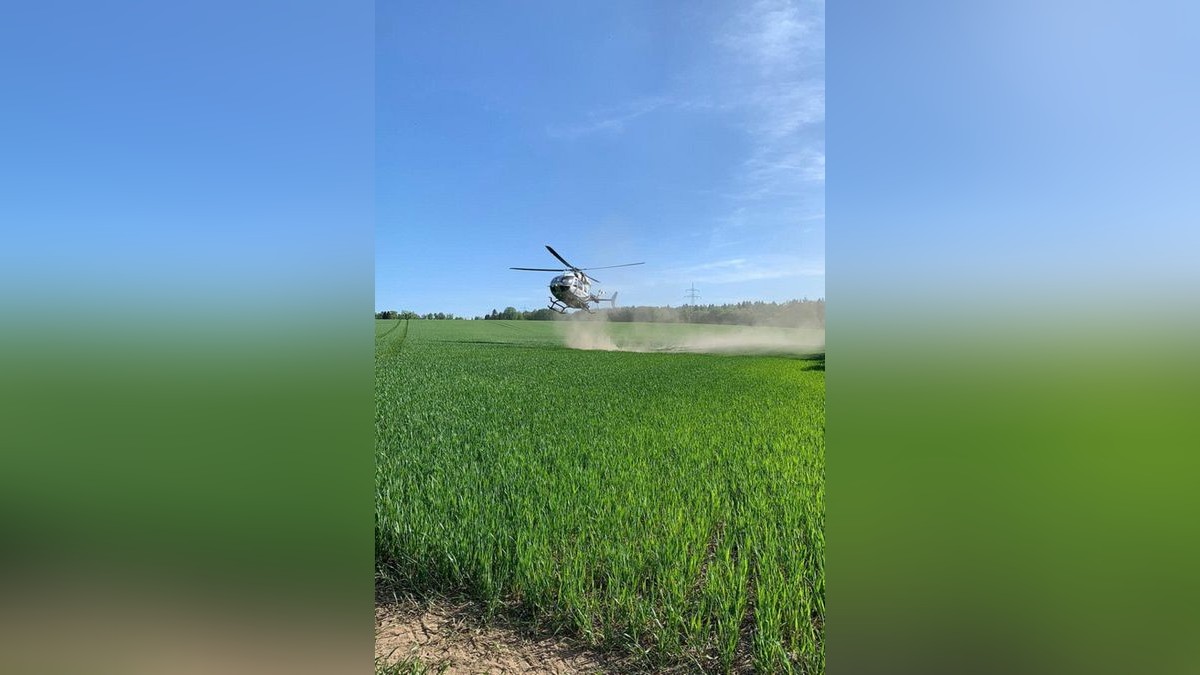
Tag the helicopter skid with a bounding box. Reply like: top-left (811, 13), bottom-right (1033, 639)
top-left (547, 298), bottom-right (569, 314)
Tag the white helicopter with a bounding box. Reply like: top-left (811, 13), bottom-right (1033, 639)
top-left (511, 245), bottom-right (644, 314)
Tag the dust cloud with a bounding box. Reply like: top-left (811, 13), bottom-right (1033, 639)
top-left (561, 318), bottom-right (619, 351)
top-left (557, 315), bottom-right (824, 356)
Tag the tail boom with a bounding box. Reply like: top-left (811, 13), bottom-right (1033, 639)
top-left (595, 291), bottom-right (619, 307)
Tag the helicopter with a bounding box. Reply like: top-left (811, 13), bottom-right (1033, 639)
top-left (511, 245), bottom-right (644, 314)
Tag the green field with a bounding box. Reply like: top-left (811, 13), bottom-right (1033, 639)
top-left (375, 319), bottom-right (825, 673)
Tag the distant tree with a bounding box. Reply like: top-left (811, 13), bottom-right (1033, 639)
top-left (382, 299), bottom-right (822, 327)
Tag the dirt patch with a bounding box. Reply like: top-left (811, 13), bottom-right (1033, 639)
top-left (375, 599), bottom-right (632, 674)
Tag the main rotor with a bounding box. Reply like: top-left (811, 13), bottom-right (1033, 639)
top-left (510, 245), bottom-right (644, 284)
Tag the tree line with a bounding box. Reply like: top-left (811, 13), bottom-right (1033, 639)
top-left (376, 299), bottom-right (824, 328)
top-left (374, 310), bottom-right (465, 321)
top-left (604, 299), bottom-right (823, 327)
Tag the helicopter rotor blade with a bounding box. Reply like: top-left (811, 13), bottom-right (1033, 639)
top-left (522, 247), bottom-right (644, 285)
top-left (580, 261), bottom-right (644, 284)
top-left (577, 262), bottom-right (645, 271)
top-left (545, 245), bottom-right (578, 270)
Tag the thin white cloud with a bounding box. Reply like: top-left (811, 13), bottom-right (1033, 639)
top-left (696, 265), bottom-right (823, 284)
top-left (737, 147), bottom-right (825, 199)
top-left (546, 97), bottom-right (671, 140)
top-left (719, 0), bottom-right (825, 203)
top-left (718, 0), bottom-right (821, 76)
top-left (747, 80), bottom-right (824, 140)
top-left (546, 1), bottom-right (823, 158)
top-left (694, 258), bottom-right (748, 270)
top-left (702, 0), bottom-right (824, 267)
top-left (651, 255), bottom-right (824, 286)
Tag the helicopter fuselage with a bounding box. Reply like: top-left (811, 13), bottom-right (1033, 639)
top-left (549, 272), bottom-right (594, 310)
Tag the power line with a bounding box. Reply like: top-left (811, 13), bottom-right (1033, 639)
top-left (684, 283), bottom-right (701, 305)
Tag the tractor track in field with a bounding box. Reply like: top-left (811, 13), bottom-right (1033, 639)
top-left (688, 520), bottom-right (726, 617)
top-left (377, 319), bottom-right (410, 358)
top-left (378, 318), bottom-right (406, 340)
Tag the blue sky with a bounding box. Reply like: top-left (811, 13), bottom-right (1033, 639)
top-left (1, 1), bottom-right (373, 319)
top-left (376, 0), bottom-right (824, 316)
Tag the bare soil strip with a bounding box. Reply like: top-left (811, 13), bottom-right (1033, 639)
top-left (375, 599), bottom-right (633, 674)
